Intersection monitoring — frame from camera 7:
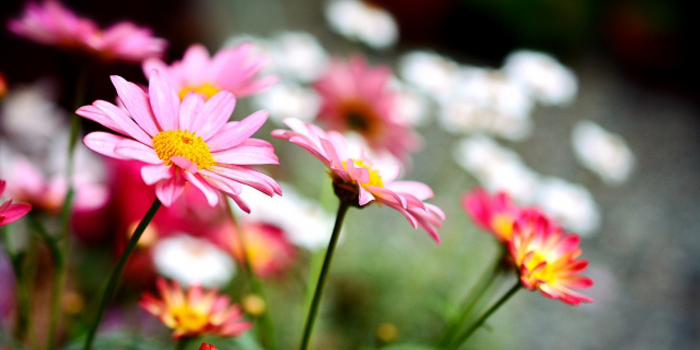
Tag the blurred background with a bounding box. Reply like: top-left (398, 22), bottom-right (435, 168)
top-left (1, 0), bottom-right (699, 349)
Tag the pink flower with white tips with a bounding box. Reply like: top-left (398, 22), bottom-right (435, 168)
top-left (0, 180), bottom-right (31, 226)
top-left (8, 1), bottom-right (166, 63)
top-left (76, 70), bottom-right (281, 209)
top-left (143, 43), bottom-right (277, 100)
top-left (272, 118), bottom-right (444, 242)
top-left (314, 56), bottom-right (420, 161)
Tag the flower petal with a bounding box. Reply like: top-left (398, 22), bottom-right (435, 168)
top-left (212, 139), bottom-right (278, 165)
top-left (148, 69), bottom-right (181, 131)
top-left (193, 91), bottom-right (236, 141)
top-left (115, 139), bottom-right (162, 164)
top-left (207, 110), bottom-right (268, 151)
top-left (155, 170), bottom-right (185, 206)
top-left (141, 165), bottom-right (173, 185)
top-left (83, 132), bottom-right (131, 159)
top-left (110, 75), bottom-right (160, 136)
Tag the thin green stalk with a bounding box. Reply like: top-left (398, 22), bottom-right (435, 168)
top-left (444, 283), bottom-right (522, 350)
top-left (175, 336), bottom-right (194, 350)
top-left (82, 198), bottom-right (162, 350)
top-left (47, 65), bottom-right (87, 350)
top-left (437, 256), bottom-right (505, 347)
top-left (227, 198), bottom-right (277, 350)
top-left (298, 200), bottom-right (350, 350)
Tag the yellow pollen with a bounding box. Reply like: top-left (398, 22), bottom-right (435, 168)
top-left (179, 82), bottom-right (221, 100)
top-left (152, 129), bottom-right (216, 170)
top-left (524, 252), bottom-right (556, 285)
top-left (344, 158), bottom-right (384, 188)
top-left (170, 306), bottom-right (209, 332)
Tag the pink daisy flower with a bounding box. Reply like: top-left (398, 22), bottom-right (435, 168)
top-left (508, 210), bottom-right (593, 306)
top-left (143, 43), bottom-right (277, 101)
top-left (8, 1), bottom-right (166, 63)
top-left (272, 118), bottom-right (444, 242)
top-left (462, 189), bottom-right (544, 243)
top-left (314, 55), bottom-right (420, 161)
top-left (76, 70), bottom-right (281, 209)
top-left (0, 180), bottom-right (32, 226)
top-left (218, 221), bottom-right (297, 278)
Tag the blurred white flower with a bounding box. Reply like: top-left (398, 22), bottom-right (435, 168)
top-left (325, 0), bottom-right (398, 50)
top-left (572, 121), bottom-right (635, 186)
top-left (389, 78), bottom-right (430, 126)
top-left (453, 68), bottom-right (533, 121)
top-left (153, 234), bottom-right (235, 288)
top-left (536, 177), bottom-right (601, 236)
top-left (234, 185), bottom-right (335, 251)
top-left (398, 51), bottom-right (460, 99)
top-left (269, 32), bottom-right (329, 82)
top-left (0, 81), bottom-right (66, 154)
top-left (252, 82), bottom-right (320, 123)
top-left (502, 50), bottom-right (578, 106)
top-left (453, 136), bottom-right (540, 203)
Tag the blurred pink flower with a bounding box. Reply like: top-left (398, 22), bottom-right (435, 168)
top-left (77, 71), bottom-right (281, 209)
top-left (218, 221), bottom-right (297, 278)
top-left (314, 56), bottom-right (420, 161)
top-left (462, 188), bottom-right (542, 242)
top-left (272, 118), bottom-right (444, 242)
top-left (143, 43), bottom-right (277, 100)
top-left (509, 210), bottom-right (593, 306)
top-left (140, 278), bottom-right (252, 339)
top-left (8, 1), bottom-right (166, 63)
top-left (0, 72), bottom-right (7, 99)
top-left (0, 180), bottom-right (31, 225)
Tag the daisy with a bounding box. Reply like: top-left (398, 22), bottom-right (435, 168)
top-left (325, 0), bottom-right (398, 49)
top-left (508, 211), bottom-right (593, 305)
top-left (502, 50), bottom-right (578, 106)
top-left (571, 120), bottom-right (635, 186)
top-left (140, 278), bottom-right (252, 338)
top-left (272, 118), bottom-right (444, 242)
top-left (143, 43), bottom-right (277, 100)
top-left (76, 70), bottom-right (281, 209)
top-left (0, 180), bottom-right (31, 226)
top-left (314, 56), bottom-right (420, 161)
top-left (8, 1), bottom-right (166, 63)
top-left (462, 189), bottom-right (528, 242)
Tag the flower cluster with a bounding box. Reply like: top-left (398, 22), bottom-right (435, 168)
top-left (463, 189), bottom-right (593, 305)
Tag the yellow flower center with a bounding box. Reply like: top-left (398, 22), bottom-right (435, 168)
top-left (524, 252), bottom-right (556, 285)
top-left (152, 129), bottom-right (216, 170)
top-left (170, 306), bottom-right (210, 332)
top-left (490, 215), bottom-right (514, 241)
top-left (344, 158), bottom-right (384, 188)
top-left (179, 82), bottom-right (221, 100)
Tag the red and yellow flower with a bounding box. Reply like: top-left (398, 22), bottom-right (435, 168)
top-left (139, 278), bottom-right (252, 338)
top-left (508, 211), bottom-right (593, 306)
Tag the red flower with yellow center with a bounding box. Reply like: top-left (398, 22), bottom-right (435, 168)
top-left (139, 279), bottom-right (252, 338)
top-left (508, 211), bottom-right (593, 306)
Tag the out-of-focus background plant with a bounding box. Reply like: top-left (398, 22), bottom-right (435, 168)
top-left (1, 0), bottom-right (699, 349)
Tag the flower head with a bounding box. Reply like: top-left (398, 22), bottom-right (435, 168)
top-left (508, 211), bottom-right (593, 306)
top-left (462, 189), bottom-right (543, 242)
top-left (140, 278), bottom-right (252, 338)
top-left (143, 43), bottom-right (277, 100)
top-left (219, 221), bottom-right (297, 277)
top-left (77, 71), bottom-right (281, 209)
top-left (272, 118), bottom-right (444, 242)
top-left (325, 0), bottom-right (398, 50)
top-left (198, 343), bottom-right (218, 350)
top-left (314, 56), bottom-right (420, 161)
top-left (8, 1), bottom-right (166, 63)
top-left (0, 180), bottom-right (32, 226)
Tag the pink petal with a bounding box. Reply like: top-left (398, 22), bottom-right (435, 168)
top-left (206, 165), bottom-right (281, 196)
top-left (207, 110), bottom-right (268, 151)
top-left (83, 132), bottom-right (131, 160)
top-left (110, 75), bottom-right (160, 136)
top-left (76, 105), bottom-right (125, 134)
top-left (155, 171), bottom-right (185, 206)
top-left (93, 100), bottom-right (153, 145)
top-left (0, 202), bottom-right (32, 224)
top-left (181, 44), bottom-right (211, 83)
top-left (192, 91), bottom-right (236, 140)
top-left (170, 156), bottom-right (199, 173)
top-left (387, 181), bottom-right (434, 200)
top-left (141, 165), bottom-right (173, 185)
top-left (183, 172), bottom-right (219, 207)
top-left (212, 139), bottom-right (278, 165)
top-left (178, 93), bottom-right (205, 132)
top-left (148, 69), bottom-right (180, 131)
top-left (114, 139), bottom-right (162, 164)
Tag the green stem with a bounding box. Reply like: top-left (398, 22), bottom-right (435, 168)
top-left (437, 254), bottom-right (505, 347)
top-left (228, 198), bottom-right (277, 350)
top-left (82, 198), bottom-right (162, 350)
top-left (444, 283), bottom-right (521, 350)
top-left (298, 200), bottom-right (349, 350)
top-left (47, 65), bottom-right (87, 350)
top-left (175, 336), bottom-right (194, 350)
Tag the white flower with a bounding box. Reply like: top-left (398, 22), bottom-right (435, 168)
top-left (234, 185), bottom-right (335, 251)
top-left (269, 32), bottom-right (329, 82)
top-left (153, 235), bottom-right (236, 288)
top-left (572, 121), bottom-right (635, 186)
top-left (453, 136), bottom-right (540, 203)
top-left (389, 78), bottom-right (430, 126)
top-left (502, 50), bottom-right (578, 106)
top-left (252, 82), bottom-right (320, 123)
top-left (453, 68), bottom-right (533, 121)
top-left (325, 0), bottom-right (398, 49)
top-left (536, 177), bottom-right (601, 237)
top-left (0, 81), bottom-right (66, 154)
top-left (398, 51), bottom-right (460, 99)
